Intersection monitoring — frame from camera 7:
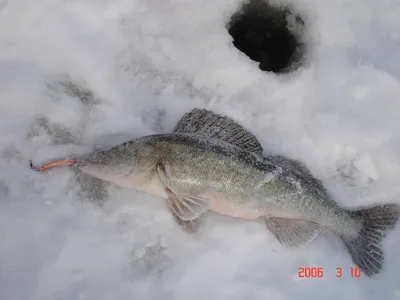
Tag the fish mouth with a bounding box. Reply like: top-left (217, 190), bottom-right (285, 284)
top-left (75, 159), bottom-right (99, 172)
top-left (75, 158), bottom-right (135, 179)
top-left (75, 159), bottom-right (89, 168)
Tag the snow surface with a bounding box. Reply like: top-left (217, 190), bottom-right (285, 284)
top-left (1, 0), bottom-right (400, 299)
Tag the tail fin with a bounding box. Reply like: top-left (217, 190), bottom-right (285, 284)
top-left (341, 204), bottom-right (400, 277)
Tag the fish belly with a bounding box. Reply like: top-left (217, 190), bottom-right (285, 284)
top-left (207, 194), bottom-right (263, 220)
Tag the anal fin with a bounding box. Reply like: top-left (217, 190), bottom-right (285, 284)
top-left (263, 217), bottom-right (322, 248)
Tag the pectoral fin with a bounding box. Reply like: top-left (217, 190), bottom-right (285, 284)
top-left (263, 217), bottom-right (322, 248)
top-left (157, 163), bottom-right (209, 232)
top-left (170, 205), bottom-right (207, 233)
top-left (165, 188), bottom-right (209, 221)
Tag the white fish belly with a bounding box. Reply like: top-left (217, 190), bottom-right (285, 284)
top-left (207, 194), bottom-right (263, 220)
top-left (81, 165), bottom-right (263, 220)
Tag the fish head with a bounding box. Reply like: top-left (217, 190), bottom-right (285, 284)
top-left (76, 139), bottom-right (157, 188)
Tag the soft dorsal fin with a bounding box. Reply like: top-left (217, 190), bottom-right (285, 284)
top-left (173, 108), bottom-right (263, 155)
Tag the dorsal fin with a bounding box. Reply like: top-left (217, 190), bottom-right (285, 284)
top-left (173, 108), bottom-right (263, 155)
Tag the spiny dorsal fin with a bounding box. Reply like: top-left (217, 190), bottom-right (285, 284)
top-left (173, 108), bottom-right (263, 155)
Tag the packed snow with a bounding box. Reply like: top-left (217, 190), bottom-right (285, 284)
top-left (1, 0), bottom-right (400, 299)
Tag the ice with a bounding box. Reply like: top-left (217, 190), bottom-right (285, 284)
top-left (1, 0), bottom-right (400, 299)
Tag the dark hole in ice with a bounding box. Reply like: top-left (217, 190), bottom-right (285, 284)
top-left (227, 0), bottom-right (306, 73)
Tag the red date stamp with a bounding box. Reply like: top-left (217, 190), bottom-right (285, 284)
top-left (298, 267), bottom-right (361, 278)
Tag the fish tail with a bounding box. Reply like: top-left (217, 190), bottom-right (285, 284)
top-left (30, 159), bottom-right (76, 172)
top-left (340, 203), bottom-right (400, 277)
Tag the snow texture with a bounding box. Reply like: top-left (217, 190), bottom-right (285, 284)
top-left (1, 0), bottom-right (400, 299)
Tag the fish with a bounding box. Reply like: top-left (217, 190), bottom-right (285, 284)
top-left (30, 108), bottom-right (400, 277)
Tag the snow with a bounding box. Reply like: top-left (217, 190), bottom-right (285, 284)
top-left (1, 0), bottom-right (400, 299)
top-left (353, 152), bottom-right (379, 181)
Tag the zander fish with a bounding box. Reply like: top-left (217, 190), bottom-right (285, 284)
top-left (31, 108), bottom-right (400, 277)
